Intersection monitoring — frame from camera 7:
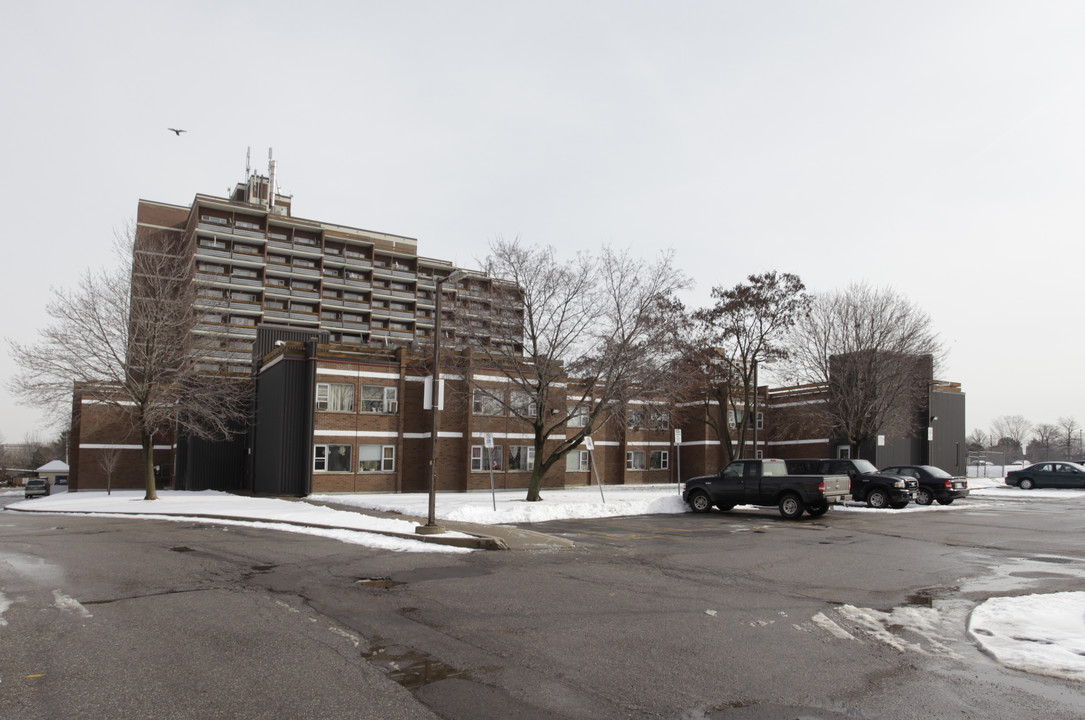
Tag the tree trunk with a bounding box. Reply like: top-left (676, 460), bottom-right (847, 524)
top-left (526, 464), bottom-right (544, 502)
top-left (141, 429), bottom-right (157, 501)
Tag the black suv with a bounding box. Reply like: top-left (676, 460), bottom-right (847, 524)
top-left (786, 458), bottom-right (917, 509)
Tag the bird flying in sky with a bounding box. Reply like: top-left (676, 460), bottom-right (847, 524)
top-left (168, 128), bottom-right (186, 136)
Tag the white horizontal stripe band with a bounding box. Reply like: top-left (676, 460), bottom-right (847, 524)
top-left (317, 368), bottom-right (400, 380)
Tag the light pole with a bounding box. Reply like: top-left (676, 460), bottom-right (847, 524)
top-left (416, 268), bottom-right (465, 535)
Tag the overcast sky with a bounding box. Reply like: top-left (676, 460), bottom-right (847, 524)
top-left (3, 1), bottom-right (1083, 447)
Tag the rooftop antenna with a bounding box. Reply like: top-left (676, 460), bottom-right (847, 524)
top-left (267, 148), bottom-right (277, 211)
top-left (246, 147), bottom-right (252, 178)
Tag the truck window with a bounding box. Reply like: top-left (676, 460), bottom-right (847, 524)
top-left (722, 464), bottom-right (743, 479)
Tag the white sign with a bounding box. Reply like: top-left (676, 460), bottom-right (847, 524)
top-left (484, 433), bottom-right (494, 448)
top-left (583, 436), bottom-right (595, 451)
top-left (674, 429), bottom-right (683, 445)
top-left (423, 376), bottom-right (445, 410)
top-left (878, 435), bottom-right (885, 446)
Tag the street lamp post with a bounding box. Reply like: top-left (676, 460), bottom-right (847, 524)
top-left (416, 268), bottom-right (465, 535)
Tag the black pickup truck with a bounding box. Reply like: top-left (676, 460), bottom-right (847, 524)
top-left (682, 458), bottom-right (851, 520)
top-left (785, 458), bottom-right (917, 509)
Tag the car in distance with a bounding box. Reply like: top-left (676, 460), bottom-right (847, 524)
top-left (880, 465), bottom-right (969, 506)
top-left (24, 478), bottom-right (50, 499)
top-left (1005, 461), bottom-right (1085, 489)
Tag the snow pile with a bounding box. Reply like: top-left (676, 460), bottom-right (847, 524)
top-left (969, 591), bottom-right (1085, 681)
top-left (313, 484), bottom-right (689, 524)
top-left (7, 490), bottom-right (474, 554)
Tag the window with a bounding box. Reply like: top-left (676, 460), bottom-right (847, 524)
top-left (508, 446), bottom-right (535, 471)
top-left (650, 450), bottom-right (669, 470)
top-left (358, 445), bottom-right (395, 472)
top-left (361, 386), bottom-right (398, 414)
top-left (232, 267), bottom-right (258, 279)
top-left (565, 450), bottom-right (590, 472)
top-left (756, 411), bottom-right (764, 430)
top-left (626, 451), bottom-right (647, 470)
top-left (316, 382), bottom-right (354, 412)
top-left (201, 214), bottom-right (228, 226)
top-left (510, 390), bottom-right (538, 418)
top-left (314, 444), bottom-right (352, 472)
top-left (567, 406), bottom-right (589, 427)
top-left (471, 445), bottom-right (503, 471)
top-left (627, 410), bottom-right (644, 429)
top-left (235, 219), bottom-right (261, 231)
top-left (472, 389), bottom-right (503, 416)
top-left (650, 411), bottom-right (670, 430)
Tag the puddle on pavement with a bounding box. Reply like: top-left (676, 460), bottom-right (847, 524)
top-left (362, 643), bottom-right (464, 690)
top-left (903, 586), bottom-right (959, 608)
top-left (709, 702), bottom-right (858, 719)
top-left (355, 577), bottom-right (404, 589)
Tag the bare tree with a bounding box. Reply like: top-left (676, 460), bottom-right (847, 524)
top-left (785, 283), bottom-right (944, 458)
top-left (8, 229), bottom-right (250, 500)
top-left (452, 238), bottom-right (689, 502)
top-left (1030, 423), bottom-right (1059, 460)
top-left (990, 415), bottom-right (1031, 462)
top-left (682, 272), bottom-right (809, 463)
top-left (966, 428), bottom-right (989, 451)
top-left (1056, 416), bottom-right (1080, 460)
top-left (96, 445), bottom-right (122, 495)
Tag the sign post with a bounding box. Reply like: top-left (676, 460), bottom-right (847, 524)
top-left (674, 429), bottom-right (683, 493)
top-left (584, 436), bottom-right (605, 503)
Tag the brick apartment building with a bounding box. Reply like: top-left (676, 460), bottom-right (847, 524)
top-left (68, 158), bottom-right (966, 493)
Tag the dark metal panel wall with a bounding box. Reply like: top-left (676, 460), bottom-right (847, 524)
top-left (175, 433), bottom-right (247, 491)
top-left (252, 355), bottom-right (313, 496)
top-left (932, 390), bottom-right (966, 475)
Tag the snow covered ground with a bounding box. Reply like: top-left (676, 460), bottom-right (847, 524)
top-left (5, 489), bottom-right (476, 555)
top-left (5, 475), bottom-right (1085, 682)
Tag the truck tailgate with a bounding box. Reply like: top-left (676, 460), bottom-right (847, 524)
top-left (821, 474), bottom-right (850, 500)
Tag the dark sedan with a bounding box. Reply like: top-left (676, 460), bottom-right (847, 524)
top-left (881, 465), bottom-right (969, 505)
top-left (1006, 461), bottom-right (1085, 489)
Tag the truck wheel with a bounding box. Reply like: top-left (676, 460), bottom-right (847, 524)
top-left (778, 493), bottom-right (805, 520)
top-left (867, 489), bottom-right (889, 509)
top-left (806, 500), bottom-right (829, 517)
top-left (915, 488), bottom-right (934, 506)
top-left (688, 491), bottom-right (713, 513)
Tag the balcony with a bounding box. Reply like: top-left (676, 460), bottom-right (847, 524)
top-left (195, 245), bottom-right (230, 259)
